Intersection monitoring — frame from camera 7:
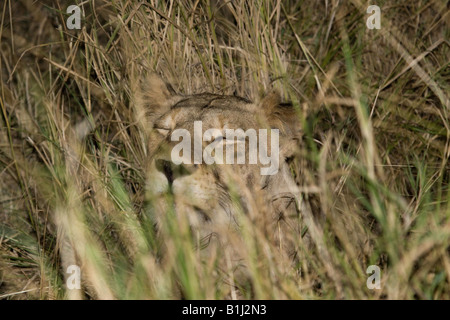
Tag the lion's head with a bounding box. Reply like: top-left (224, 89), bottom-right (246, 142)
top-left (141, 74), bottom-right (303, 256)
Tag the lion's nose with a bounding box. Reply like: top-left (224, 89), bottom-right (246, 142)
top-left (155, 159), bottom-right (194, 185)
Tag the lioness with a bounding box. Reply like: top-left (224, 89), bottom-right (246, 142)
top-left (141, 74), bottom-right (304, 260)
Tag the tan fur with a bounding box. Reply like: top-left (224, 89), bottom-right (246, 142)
top-left (143, 74), bottom-right (303, 260)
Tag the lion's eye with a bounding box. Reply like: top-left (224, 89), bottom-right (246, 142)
top-left (155, 128), bottom-right (170, 136)
top-left (214, 135), bottom-right (239, 144)
top-left (221, 136), bottom-right (245, 144)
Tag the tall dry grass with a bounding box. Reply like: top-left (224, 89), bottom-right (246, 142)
top-left (0, 0), bottom-right (449, 299)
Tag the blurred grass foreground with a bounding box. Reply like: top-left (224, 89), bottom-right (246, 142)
top-left (0, 0), bottom-right (449, 299)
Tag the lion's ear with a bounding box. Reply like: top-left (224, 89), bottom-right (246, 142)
top-left (260, 91), bottom-right (301, 158)
top-left (136, 73), bottom-right (180, 123)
